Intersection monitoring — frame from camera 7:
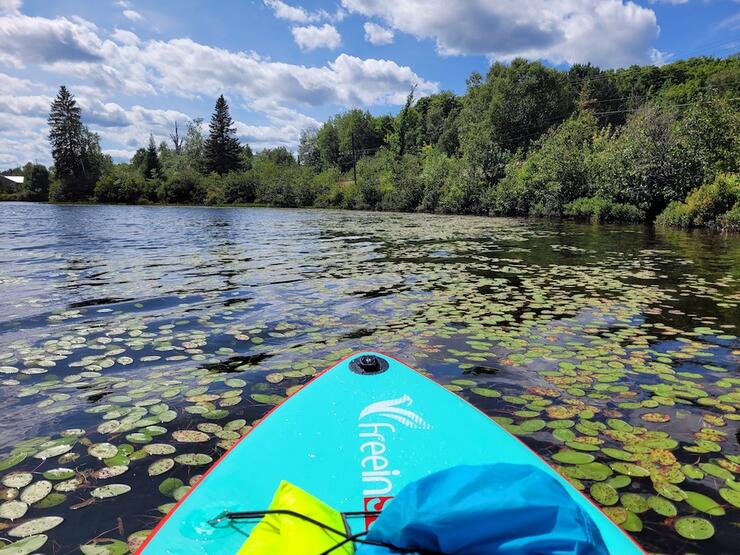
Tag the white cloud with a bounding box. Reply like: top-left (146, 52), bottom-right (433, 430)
top-left (363, 22), bottom-right (394, 45)
top-left (291, 23), bottom-right (341, 50)
top-left (264, 0), bottom-right (319, 23)
top-left (264, 0), bottom-right (345, 23)
top-left (122, 9), bottom-right (142, 22)
top-left (0, 12), bottom-right (103, 67)
top-left (0, 0), bottom-right (21, 14)
top-left (0, 4), bottom-right (437, 167)
top-left (718, 12), bottom-right (740, 31)
top-left (342, 0), bottom-right (662, 68)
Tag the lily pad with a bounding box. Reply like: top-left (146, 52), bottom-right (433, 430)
top-left (174, 453), bottom-right (213, 466)
top-left (590, 483), bottom-right (618, 506)
top-left (79, 539), bottom-right (129, 555)
top-left (610, 462), bottom-right (650, 477)
top-left (250, 394), bottom-right (284, 405)
top-left (685, 491), bottom-right (725, 516)
top-left (91, 484), bottom-right (131, 499)
top-left (552, 451), bottom-right (595, 465)
top-left (0, 500), bottom-right (28, 520)
top-left (20, 481), bottom-right (51, 504)
top-left (89, 443), bottom-right (118, 459)
top-left (647, 495), bottom-right (676, 517)
top-left (42, 468), bottom-right (75, 481)
top-left (674, 517), bottom-right (714, 540)
top-left (1, 473), bottom-right (32, 489)
top-left (158, 477), bottom-right (183, 497)
top-left (144, 443), bottom-right (177, 455)
top-left (148, 458), bottom-right (175, 476)
top-left (172, 430), bottom-right (209, 443)
top-left (8, 516), bottom-right (63, 537)
top-left (0, 534), bottom-right (48, 554)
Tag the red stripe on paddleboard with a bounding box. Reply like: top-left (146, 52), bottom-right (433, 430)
top-left (381, 351), bottom-right (649, 555)
top-left (135, 352), bottom-right (357, 554)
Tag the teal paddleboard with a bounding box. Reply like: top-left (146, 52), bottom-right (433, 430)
top-left (139, 352), bottom-right (645, 554)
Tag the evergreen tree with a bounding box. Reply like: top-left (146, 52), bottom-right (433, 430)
top-left (48, 86), bottom-right (85, 196)
top-left (204, 95), bottom-right (241, 174)
top-left (142, 134), bottom-right (161, 179)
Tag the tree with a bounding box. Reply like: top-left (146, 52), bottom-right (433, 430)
top-left (48, 85), bottom-right (85, 198)
top-left (204, 95), bottom-right (241, 174)
top-left (22, 163), bottom-right (50, 201)
top-left (316, 123), bottom-right (339, 167)
top-left (142, 134), bottom-right (161, 179)
top-left (393, 86), bottom-right (418, 157)
top-left (170, 121), bottom-right (183, 154)
top-left (298, 128), bottom-right (322, 171)
top-left (184, 118), bottom-right (206, 173)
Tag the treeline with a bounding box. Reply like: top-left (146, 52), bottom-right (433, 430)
top-left (4, 56), bottom-right (739, 230)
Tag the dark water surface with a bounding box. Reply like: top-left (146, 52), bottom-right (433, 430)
top-left (0, 202), bottom-right (737, 554)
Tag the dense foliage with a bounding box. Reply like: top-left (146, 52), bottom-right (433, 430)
top-left (7, 56), bottom-right (740, 230)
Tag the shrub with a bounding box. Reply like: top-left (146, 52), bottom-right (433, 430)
top-left (94, 166), bottom-right (152, 204)
top-left (222, 171), bottom-right (258, 204)
top-left (22, 164), bottom-right (50, 201)
top-left (716, 202), bottom-right (740, 232)
top-left (564, 197), bottom-right (645, 224)
top-left (656, 173), bottom-right (739, 228)
top-left (159, 169), bottom-right (204, 204)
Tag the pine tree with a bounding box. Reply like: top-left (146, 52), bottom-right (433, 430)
top-left (143, 134), bottom-right (161, 179)
top-left (48, 86), bottom-right (85, 195)
top-left (204, 95), bottom-right (241, 174)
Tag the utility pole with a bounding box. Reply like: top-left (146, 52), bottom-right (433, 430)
top-left (351, 132), bottom-right (357, 186)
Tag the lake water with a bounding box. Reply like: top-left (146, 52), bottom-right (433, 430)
top-left (0, 202), bottom-right (737, 554)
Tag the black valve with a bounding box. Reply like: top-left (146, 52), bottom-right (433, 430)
top-left (350, 354), bottom-right (389, 375)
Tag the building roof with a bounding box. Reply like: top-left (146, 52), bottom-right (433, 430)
top-left (1, 175), bottom-right (24, 184)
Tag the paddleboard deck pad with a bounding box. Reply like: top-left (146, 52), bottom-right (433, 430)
top-left (138, 352), bottom-right (644, 554)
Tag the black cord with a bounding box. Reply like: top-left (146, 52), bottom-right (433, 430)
top-left (209, 509), bottom-right (441, 554)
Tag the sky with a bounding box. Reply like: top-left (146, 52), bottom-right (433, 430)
top-left (0, 0), bottom-right (738, 169)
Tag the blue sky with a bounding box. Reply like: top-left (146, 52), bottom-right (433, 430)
top-left (0, 0), bottom-right (738, 168)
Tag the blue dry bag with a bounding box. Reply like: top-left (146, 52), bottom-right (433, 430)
top-left (356, 463), bottom-right (609, 555)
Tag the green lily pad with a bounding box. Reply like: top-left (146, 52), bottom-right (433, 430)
top-left (79, 539), bottom-right (129, 555)
top-left (719, 487), bottom-right (740, 508)
top-left (685, 491), bottom-right (725, 516)
top-left (647, 495), bottom-right (676, 517)
top-left (552, 451), bottom-right (595, 465)
top-left (33, 492), bottom-right (66, 508)
top-left (653, 481), bottom-right (687, 502)
top-left (607, 475), bottom-right (631, 489)
top-left (42, 468), bottom-right (75, 481)
top-left (91, 484), bottom-right (131, 499)
top-left (144, 443), bottom-right (176, 455)
top-left (172, 430), bottom-right (209, 443)
top-left (250, 394), bottom-right (284, 405)
top-left (158, 477), bottom-right (183, 497)
top-left (470, 387), bottom-right (501, 398)
top-left (620, 493), bottom-right (649, 513)
top-left (610, 462), bottom-right (650, 477)
top-left (8, 516), bottom-right (63, 537)
top-left (0, 534), bottom-right (48, 554)
top-left (699, 463), bottom-right (733, 480)
top-left (602, 507), bottom-right (627, 525)
top-left (590, 483), bottom-right (618, 506)
top-left (148, 458), bottom-right (175, 476)
top-left (89, 443), bottom-right (118, 459)
top-left (621, 511), bottom-right (642, 533)
top-left (674, 517), bottom-right (714, 540)
top-left (174, 453), bottom-right (213, 466)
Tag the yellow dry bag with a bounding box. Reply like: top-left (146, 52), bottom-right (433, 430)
top-left (237, 480), bottom-right (353, 554)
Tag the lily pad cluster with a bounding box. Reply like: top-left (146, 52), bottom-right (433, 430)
top-left (0, 211), bottom-right (738, 553)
